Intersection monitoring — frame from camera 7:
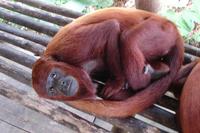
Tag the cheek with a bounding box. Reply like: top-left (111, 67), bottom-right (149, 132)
top-left (69, 79), bottom-right (79, 95)
top-left (46, 78), bottom-right (53, 90)
top-left (59, 76), bottom-right (79, 96)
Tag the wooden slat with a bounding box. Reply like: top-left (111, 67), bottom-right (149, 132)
top-left (0, 120), bottom-right (28, 133)
top-left (0, 7), bottom-right (59, 36)
top-left (0, 95), bottom-right (78, 133)
top-left (134, 114), bottom-right (178, 133)
top-left (139, 105), bottom-right (177, 130)
top-left (156, 95), bottom-right (178, 111)
top-left (0, 80), bottom-right (108, 133)
top-left (185, 44), bottom-right (200, 57)
top-left (0, 43), bottom-right (37, 68)
top-left (102, 117), bottom-right (166, 133)
top-left (0, 56), bottom-right (32, 85)
top-left (0, 31), bottom-right (45, 55)
top-left (0, 23), bottom-right (50, 46)
top-left (94, 118), bottom-right (113, 131)
top-left (0, 72), bottom-right (32, 92)
top-left (184, 53), bottom-right (198, 64)
top-left (0, 0), bottom-right (73, 26)
top-left (15, 0), bottom-right (83, 18)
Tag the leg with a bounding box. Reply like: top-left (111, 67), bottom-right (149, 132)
top-left (120, 18), bottom-right (178, 90)
top-left (171, 60), bottom-right (198, 98)
top-left (98, 20), bottom-right (126, 99)
top-left (70, 19), bottom-right (126, 99)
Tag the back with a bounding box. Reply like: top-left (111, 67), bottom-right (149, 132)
top-left (180, 62), bottom-right (200, 133)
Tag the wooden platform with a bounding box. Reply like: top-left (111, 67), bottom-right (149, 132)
top-left (0, 0), bottom-right (199, 133)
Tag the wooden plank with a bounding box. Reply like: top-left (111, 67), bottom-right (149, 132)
top-left (0, 43), bottom-right (37, 68)
top-left (0, 23), bottom-right (50, 46)
top-left (134, 115), bottom-right (178, 133)
top-left (0, 7), bottom-right (59, 36)
top-left (184, 53), bottom-right (198, 64)
top-left (94, 118), bottom-right (113, 131)
top-left (157, 95), bottom-right (178, 111)
top-left (101, 117), bottom-right (166, 133)
top-left (0, 73), bottom-right (111, 131)
top-left (0, 80), bottom-right (108, 133)
top-left (0, 72), bottom-right (32, 92)
top-left (52, 101), bottom-right (96, 123)
top-left (0, 95), bottom-right (78, 133)
top-left (0, 0), bottom-right (73, 26)
top-left (0, 31), bottom-right (45, 55)
top-left (0, 120), bottom-right (28, 133)
top-left (139, 105), bottom-right (178, 130)
top-left (0, 56), bottom-right (32, 85)
top-left (0, 71), bottom-right (96, 124)
top-left (15, 0), bottom-right (83, 18)
top-left (185, 44), bottom-right (200, 57)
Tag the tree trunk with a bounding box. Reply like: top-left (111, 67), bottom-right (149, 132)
top-left (113, 0), bottom-right (128, 7)
top-left (135, 0), bottom-right (161, 12)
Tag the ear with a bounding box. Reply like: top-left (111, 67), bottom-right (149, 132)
top-left (32, 58), bottom-right (52, 97)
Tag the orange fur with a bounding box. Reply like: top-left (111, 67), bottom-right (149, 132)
top-left (32, 8), bottom-right (184, 117)
top-left (179, 61), bottom-right (200, 133)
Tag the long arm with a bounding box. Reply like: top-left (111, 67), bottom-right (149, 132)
top-left (67, 20), bottom-right (184, 117)
top-left (120, 17), bottom-right (181, 90)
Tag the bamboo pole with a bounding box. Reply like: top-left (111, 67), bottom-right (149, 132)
top-left (15, 0), bottom-right (83, 18)
top-left (0, 43), bottom-right (37, 68)
top-left (184, 44), bottom-right (200, 57)
top-left (0, 0), bottom-right (73, 26)
top-left (0, 7), bottom-right (59, 36)
top-left (0, 30), bottom-right (45, 55)
top-left (0, 23), bottom-right (50, 46)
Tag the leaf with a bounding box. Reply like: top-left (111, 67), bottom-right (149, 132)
top-left (192, 31), bottom-right (200, 42)
top-left (161, 9), bottom-right (177, 22)
top-left (184, 6), bottom-right (200, 23)
top-left (180, 10), bottom-right (195, 31)
top-left (178, 26), bottom-right (189, 36)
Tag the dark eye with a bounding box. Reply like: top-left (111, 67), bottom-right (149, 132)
top-left (61, 81), bottom-right (66, 86)
top-left (143, 65), bottom-right (148, 74)
top-left (51, 73), bottom-right (57, 78)
top-left (49, 87), bottom-right (54, 92)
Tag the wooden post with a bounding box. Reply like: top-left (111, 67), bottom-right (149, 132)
top-left (113, 0), bottom-right (128, 7)
top-left (135, 0), bottom-right (161, 12)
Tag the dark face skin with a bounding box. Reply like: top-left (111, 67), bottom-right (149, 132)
top-left (46, 68), bottom-right (79, 97)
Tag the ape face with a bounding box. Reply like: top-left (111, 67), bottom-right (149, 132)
top-left (46, 68), bottom-right (79, 97)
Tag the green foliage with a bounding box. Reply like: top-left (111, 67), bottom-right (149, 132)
top-left (43, 0), bottom-right (113, 12)
top-left (161, 0), bottom-right (200, 44)
top-left (193, 31), bottom-right (200, 42)
top-left (79, 0), bottom-right (113, 8)
top-left (44, 0), bottom-right (113, 13)
top-left (76, 0), bottom-right (113, 13)
top-left (42, 0), bottom-right (69, 5)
